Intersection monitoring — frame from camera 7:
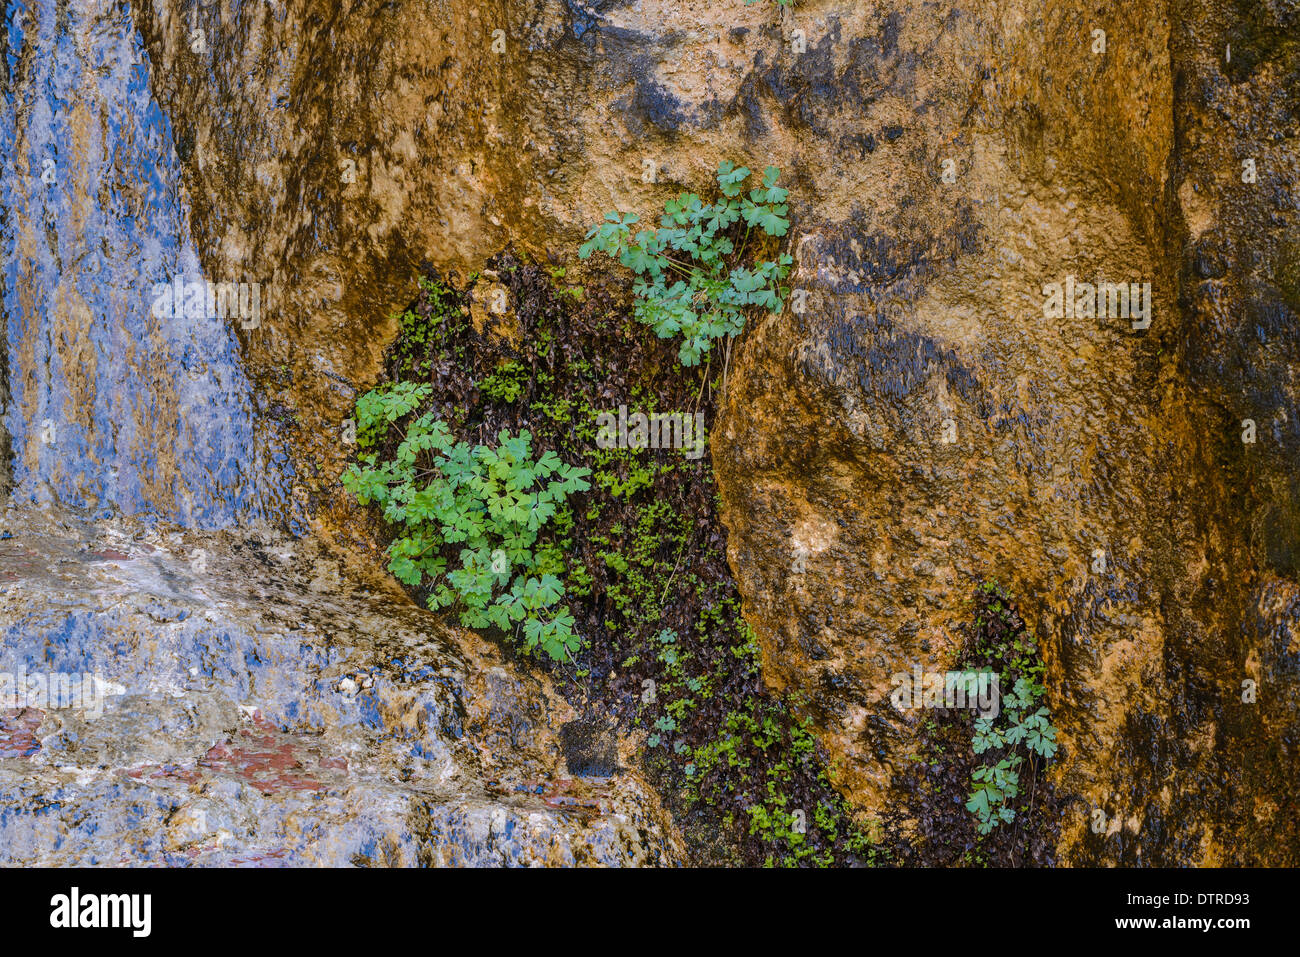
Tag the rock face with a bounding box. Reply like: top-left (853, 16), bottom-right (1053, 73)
top-left (0, 506), bottom-right (682, 866)
top-left (1160, 0), bottom-right (1300, 864)
top-left (0, 0), bottom-right (681, 868)
top-left (1, 0), bottom-right (289, 527)
top-left (716, 0), bottom-right (1300, 865)
top-left (124, 0), bottom-right (1299, 864)
top-left (712, 2), bottom-right (1182, 854)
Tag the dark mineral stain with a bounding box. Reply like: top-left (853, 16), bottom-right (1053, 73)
top-left (559, 716), bottom-right (620, 778)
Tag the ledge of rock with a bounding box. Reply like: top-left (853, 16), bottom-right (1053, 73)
top-left (0, 506), bottom-right (682, 866)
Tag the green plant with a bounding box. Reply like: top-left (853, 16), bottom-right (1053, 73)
top-left (961, 583), bottom-right (1059, 835)
top-left (686, 698), bottom-right (881, 866)
top-left (353, 380), bottom-right (432, 451)
top-left (343, 263), bottom-right (880, 866)
top-left (966, 677), bottom-right (1059, 833)
top-left (479, 359), bottom-right (529, 403)
top-left (579, 160), bottom-right (794, 367)
top-left (342, 393), bottom-right (591, 661)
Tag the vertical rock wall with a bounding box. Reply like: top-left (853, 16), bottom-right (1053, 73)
top-left (135, 0), bottom-right (1300, 862)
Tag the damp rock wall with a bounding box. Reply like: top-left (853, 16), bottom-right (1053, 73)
top-left (133, 0), bottom-right (1300, 864)
top-left (0, 0), bottom-right (683, 868)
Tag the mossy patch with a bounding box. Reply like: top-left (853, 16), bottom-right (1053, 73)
top-left (888, 582), bottom-right (1065, 866)
top-left (347, 253), bottom-right (886, 866)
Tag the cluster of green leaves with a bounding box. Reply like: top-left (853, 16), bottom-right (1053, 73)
top-left (479, 360), bottom-right (529, 403)
top-left (966, 678), bottom-right (1059, 834)
top-left (342, 385), bottom-right (591, 661)
top-left (345, 266), bottom-right (876, 866)
top-left (579, 161), bottom-right (793, 367)
top-left (354, 380), bottom-right (431, 451)
top-left (963, 582), bottom-right (1059, 835)
top-left (646, 628), bottom-right (706, 750)
top-left (577, 392), bottom-right (667, 501)
top-left (687, 697), bottom-right (880, 867)
top-left (390, 279), bottom-right (458, 379)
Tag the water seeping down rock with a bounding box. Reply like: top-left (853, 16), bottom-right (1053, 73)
top-left (3, 0), bottom-right (1296, 865)
top-left (0, 0), bottom-right (680, 866)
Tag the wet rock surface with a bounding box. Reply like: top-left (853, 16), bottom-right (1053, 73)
top-left (0, 505), bottom-right (682, 865)
top-left (1, 0), bottom-right (682, 867)
top-left (1, 0), bottom-right (290, 527)
top-left (131, 0), bottom-right (1300, 862)
top-left (3, 0), bottom-right (1297, 865)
